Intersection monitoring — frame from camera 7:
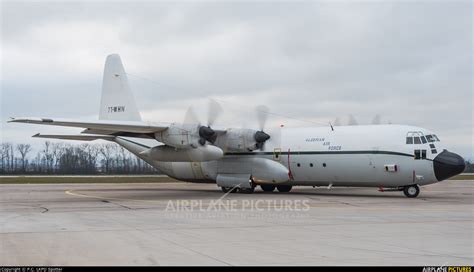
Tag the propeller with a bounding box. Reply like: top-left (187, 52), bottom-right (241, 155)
top-left (207, 99), bottom-right (223, 127)
top-left (347, 114), bottom-right (358, 126)
top-left (184, 99), bottom-right (223, 146)
top-left (334, 114), bottom-right (383, 126)
top-left (371, 114), bottom-right (381, 125)
top-left (254, 105), bottom-right (271, 150)
top-left (183, 106), bottom-right (199, 125)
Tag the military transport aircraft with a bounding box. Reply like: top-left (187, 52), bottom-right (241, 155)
top-left (9, 54), bottom-right (466, 197)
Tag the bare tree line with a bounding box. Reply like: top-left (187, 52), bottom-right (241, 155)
top-left (1, 141), bottom-right (473, 175)
top-left (0, 141), bottom-right (159, 175)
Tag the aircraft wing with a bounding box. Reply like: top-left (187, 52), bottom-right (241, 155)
top-left (32, 133), bottom-right (116, 141)
top-left (8, 117), bottom-right (169, 135)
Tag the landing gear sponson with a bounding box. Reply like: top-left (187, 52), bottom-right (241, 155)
top-left (223, 183), bottom-right (420, 197)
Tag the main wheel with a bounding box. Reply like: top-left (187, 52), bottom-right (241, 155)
top-left (239, 187), bottom-right (255, 194)
top-left (221, 187), bottom-right (239, 193)
top-left (260, 184), bottom-right (276, 192)
top-left (276, 185), bottom-right (292, 193)
top-left (403, 185), bottom-right (420, 198)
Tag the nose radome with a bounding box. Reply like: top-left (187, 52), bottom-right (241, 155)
top-left (433, 150), bottom-right (466, 181)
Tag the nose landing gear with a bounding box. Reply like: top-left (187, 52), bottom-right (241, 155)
top-left (402, 184), bottom-right (420, 198)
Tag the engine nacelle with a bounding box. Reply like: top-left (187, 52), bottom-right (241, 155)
top-left (141, 145), bottom-right (224, 162)
top-left (154, 123), bottom-right (199, 149)
top-left (217, 128), bottom-right (260, 152)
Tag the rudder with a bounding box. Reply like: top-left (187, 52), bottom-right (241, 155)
top-left (99, 54), bottom-right (142, 121)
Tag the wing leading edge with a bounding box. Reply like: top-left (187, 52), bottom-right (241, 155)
top-left (8, 117), bottom-right (168, 135)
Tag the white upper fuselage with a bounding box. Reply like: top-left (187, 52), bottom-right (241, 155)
top-left (147, 124), bottom-right (444, 188)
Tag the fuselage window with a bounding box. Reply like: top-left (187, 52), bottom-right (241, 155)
top-left (414, 137), bottom-right (421, 144)
top-left (297, 163), bottom-right (301, 167)
top-left (420, 136), bottom-right (427, 144)
top-left (406, 137), bottom-right (413, 144)
top-left (414, 149), bottom-right (428, 160)
top-left (309, 163), bottom-right (313, 167)
top-left (414, 150), bottom-right (421, 159)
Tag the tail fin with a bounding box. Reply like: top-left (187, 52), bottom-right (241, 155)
top-left (99, 54), bottom-right (142, 121)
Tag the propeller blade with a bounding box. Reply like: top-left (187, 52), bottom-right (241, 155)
top-left (255, 105), bottom-right (270, 150)
top-left (255, 105), bottom-right (269, 131)
top-left (333, 117), bottom-right (341, 126)
top-left (348, 114), bottom-right (358, 126)
top-left (183, 106), bottom-right (200, 125)
top-left (207, 99), bottom-right (223, 126)
top-left (372, 114), bottom-right (381, 125)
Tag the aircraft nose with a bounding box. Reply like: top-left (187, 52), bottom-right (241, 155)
top-left (433, 150), bottom-right (466, 181)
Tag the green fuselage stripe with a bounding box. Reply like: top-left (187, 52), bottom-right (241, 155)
top-left (115, 137), bottom-right (415, 159)
top-left (224, 150), bottom-right (414, 158)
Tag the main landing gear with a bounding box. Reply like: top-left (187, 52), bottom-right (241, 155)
top-left (276, 185), bottom-right (292, 193)
top-left (220, 184), bottom-right (293, 194)
top-left (221, 186), bottom-right (255, 194)
top-left (260, 184), bottom-right (276, 192)
top-left (260, 184), bottom-right (292, 193)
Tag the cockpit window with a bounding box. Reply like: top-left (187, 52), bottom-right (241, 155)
top-left (406, 131), bottom-right (434, 144)
top-left (426, 134), bottom-right (440, 142)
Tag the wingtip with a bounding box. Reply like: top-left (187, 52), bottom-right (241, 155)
top-left (32, 133), bottom-right (40, 137)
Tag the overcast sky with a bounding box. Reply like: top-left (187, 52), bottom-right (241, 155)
top-left (1, 0), bottom-right (472, 159)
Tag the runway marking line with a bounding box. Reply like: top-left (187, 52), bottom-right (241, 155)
top-left (65, 190), bottom-right (165, 204)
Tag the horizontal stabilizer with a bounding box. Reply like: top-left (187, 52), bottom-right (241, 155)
top-left (32, 133), bottom-right (115, 141)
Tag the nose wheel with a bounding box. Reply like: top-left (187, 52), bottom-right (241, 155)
top-left (403, 185), bottom-right (420, 198)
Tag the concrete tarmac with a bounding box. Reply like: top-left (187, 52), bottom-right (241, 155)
top-left (0, 180), bottom-right (472, 266)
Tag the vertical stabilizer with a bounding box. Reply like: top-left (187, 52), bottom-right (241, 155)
top-left (99, 54), bottom-right (142, 121)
